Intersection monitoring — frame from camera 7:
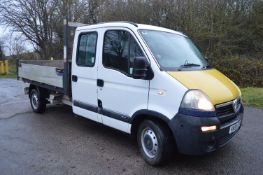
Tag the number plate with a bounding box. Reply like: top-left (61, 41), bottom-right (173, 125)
top-left (229, 120), bottom-right (241, 134)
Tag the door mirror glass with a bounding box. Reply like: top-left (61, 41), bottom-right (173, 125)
top-left (132, 57), bottom-right (153, 80)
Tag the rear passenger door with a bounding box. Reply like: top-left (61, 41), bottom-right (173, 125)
top-left (97, 29), bottom-right (149, 133)
top-left (72, 31), bottom-right (100, 122)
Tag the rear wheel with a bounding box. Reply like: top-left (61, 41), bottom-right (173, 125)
top-left (30, 88), bottom-right (46, 113)
top-left (137, 120), bottom-right (174, 166)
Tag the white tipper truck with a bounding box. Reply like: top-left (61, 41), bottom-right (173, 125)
top-left (18, 18), bottom-right (243, 165)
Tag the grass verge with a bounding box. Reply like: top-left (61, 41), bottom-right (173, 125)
top-left (241, 88), bottom-right (263, 109)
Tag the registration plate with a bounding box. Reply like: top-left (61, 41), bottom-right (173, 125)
top-left (229, 120), bottom-right (241, 134)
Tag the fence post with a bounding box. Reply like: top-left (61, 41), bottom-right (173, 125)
top-left (0, 61), bottom-right (4, 75)
top-left (5, 60), bottom-right (8, 75)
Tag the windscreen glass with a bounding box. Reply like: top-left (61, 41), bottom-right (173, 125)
top-left (139, 29), bottom-right (208, 70)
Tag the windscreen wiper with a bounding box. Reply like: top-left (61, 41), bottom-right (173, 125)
top-left (178, 63), bottom-right (201, 70)
top-left (181, 63), bottom-right (201, 67)
top-left (177, 63), bottom-right (201, 71)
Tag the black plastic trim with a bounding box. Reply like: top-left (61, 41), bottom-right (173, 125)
top-left (97, 79), bottom-right (104, 87)
top-left (131, 109), bottom-right (170, 124)
top-left (169, 105), bottom-right (244, 155)
top-left (73, 100), bottom-right (131, 123)
top-left (73, 100), bottom-right (98, 113)
top-left (72, 75), bottom-right (78, 82)
top-left (178, 108), bottom-right (216, 117)
top-left (101, 109), bottom-right (131, 123)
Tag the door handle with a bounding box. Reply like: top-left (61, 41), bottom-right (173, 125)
top-left (98, 99), bottom-right (103, 108)
top-left (72, 75), bottom-right (78, 82)
top-left (97, 79), bottom-right (104, 87)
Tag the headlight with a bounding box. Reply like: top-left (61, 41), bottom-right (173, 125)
top-left (233, 97), bottom-right (242, 112)
top-left (181, 90), bottom-right (215, 111)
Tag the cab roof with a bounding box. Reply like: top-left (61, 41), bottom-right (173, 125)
top-left (76, 22), bottom-right (185, 36)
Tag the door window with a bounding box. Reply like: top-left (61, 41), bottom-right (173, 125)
top-left (103, 30), bottom-right (144, 75)
top-left (76, 32), bottom-right (98, 67)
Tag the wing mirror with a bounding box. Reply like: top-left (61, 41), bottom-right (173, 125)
top-left (132, 57), bottom-right (154, 80)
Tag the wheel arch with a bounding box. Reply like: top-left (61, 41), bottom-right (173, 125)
top-left (130, 110), bottom-right (176, 144)
top-left (29, 84), bottom-right (36, 95)
top-left (29, 84), bottom-right (50, 99)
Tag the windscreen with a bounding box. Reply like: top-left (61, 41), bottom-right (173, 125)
top-left (139, 29), bottom-right (208, 71)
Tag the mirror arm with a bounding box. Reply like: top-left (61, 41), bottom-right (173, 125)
top-left (144, 66), bottom-right (154, 80)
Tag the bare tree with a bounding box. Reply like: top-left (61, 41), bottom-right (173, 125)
top-left (0, 0), bottom-right (61, 59)
top-left (0, 0), bottom-right (262, 60)
top-left (10, 36), bottom-right (27, 59)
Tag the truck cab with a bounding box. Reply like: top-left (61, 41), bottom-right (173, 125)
top-left (18, 22), bottom-right (244, 165)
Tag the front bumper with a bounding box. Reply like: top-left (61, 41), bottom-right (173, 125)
top-left (169, 106), bottom-right (244, 155)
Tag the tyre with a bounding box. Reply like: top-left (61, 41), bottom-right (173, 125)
top-left (137, 120), bottom-right (174, 166)
top-left (29, 88), bottom-right (46, 113)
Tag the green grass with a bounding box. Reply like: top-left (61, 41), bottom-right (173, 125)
top-left (241, 88), bottom-right (263, 109)
top-left (0, 63), bottom-right (17, 78)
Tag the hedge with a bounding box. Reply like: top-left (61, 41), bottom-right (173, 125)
top-left (210, 57), bottom-right (263, 87)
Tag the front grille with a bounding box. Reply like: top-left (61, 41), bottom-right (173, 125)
top-left (216, 101), bottom-right (236, 124)
top-left (216, 103), bottom-right (234, 116)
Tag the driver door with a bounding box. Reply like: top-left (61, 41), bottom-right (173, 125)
top-left (97, 28), bottom-right (150, 133)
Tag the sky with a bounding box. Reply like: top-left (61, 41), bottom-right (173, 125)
top-left (0, 25), bottom-right (7, 33)
top-left (0, 25), bottom-right (10, 55)
top-left (0, 25), bottom-right (33, 56)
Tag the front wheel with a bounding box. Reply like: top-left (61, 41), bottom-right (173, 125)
top-left (30, 88), bottom-right (46, 113)
top-left (137, 120), bottom-right (174, 166)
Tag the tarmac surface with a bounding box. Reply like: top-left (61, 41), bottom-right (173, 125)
top-left (0, 78), bottom-right (263, 175)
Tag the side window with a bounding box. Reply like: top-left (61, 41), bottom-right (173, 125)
top-left (103, 30), bottom-right (145, 75)
top-left (76, 32), bottom-right (98, 67)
